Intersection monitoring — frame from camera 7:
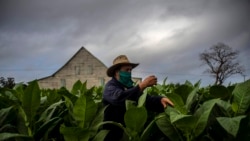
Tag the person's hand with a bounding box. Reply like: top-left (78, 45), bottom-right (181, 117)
top-left (139, 75), bottom-right (157, 90)
top-left (161, 97), bottom-right (174, 108)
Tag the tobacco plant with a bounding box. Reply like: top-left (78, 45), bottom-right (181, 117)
top-left (155, 79), bottom-right (250, 141)
top-left (0, 79), bottom-right (249, 141)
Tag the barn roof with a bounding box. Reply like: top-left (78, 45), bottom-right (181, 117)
top-left (38, 46), bottom-right (108, 80)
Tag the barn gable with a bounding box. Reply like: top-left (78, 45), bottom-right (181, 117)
top-left (38, 47), bottom-right (110, 89)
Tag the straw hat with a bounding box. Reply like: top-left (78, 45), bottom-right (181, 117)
top-left (107, 55), bottom-right (139, 77)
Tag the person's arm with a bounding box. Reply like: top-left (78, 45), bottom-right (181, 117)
top-left (145, 95), bottom-right (174, 113)
top-left (139, 75), bottom-right (174, 112)
top-left (138, 75), bottom-right (157, 91)
top-left (145, 95), bottom-right (164, 112)
top-left (103, 85), bottom-right (141, 106)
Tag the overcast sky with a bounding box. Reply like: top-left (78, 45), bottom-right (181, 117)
top-left (0, 0), bottom-right (249, 86)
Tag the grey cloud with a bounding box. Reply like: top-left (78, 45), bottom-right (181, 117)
top-left (0, 0), bottom-right (249, 84)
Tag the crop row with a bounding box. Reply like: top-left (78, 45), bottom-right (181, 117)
top-left (0, 79), bottom-right (249, 141)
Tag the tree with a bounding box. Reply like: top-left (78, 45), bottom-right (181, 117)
top-left (0, 77), bottom-right (15, 88)
top-left (200, 43), bottom-right (245, 85)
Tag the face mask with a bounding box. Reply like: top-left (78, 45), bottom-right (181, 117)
top-left (118, 71), bottom-right (134, 88)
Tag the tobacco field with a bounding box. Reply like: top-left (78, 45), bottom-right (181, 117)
top-left (0, 79), bottom-right (249, 141)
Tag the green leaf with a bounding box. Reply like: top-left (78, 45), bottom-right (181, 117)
top-left (97, 121), bottom-right (126, 132)
top-left (185, 80), bottom-right (193, 87)
top-left (125, 100), bottom-right (137, 110)
top-left (231, 102), bottom-right (238, 113)
top-left (71, 80), bottom-right (87, 95)
top-left (162, 77), bottom-right (168, 86)
top-left (58, 87), bottom-right (78, 104)
top-left (217, 115), bottom-right (246, 137)
top-left (17, 106), bottom-right (29, 135)
top-left (85, 86), bottom-right (95, 97)
top-left (60, 125), bottom-right (90, 141)
top-left (164, 106), bottom-right (178, 116)
top-left (38, 100), bottom-right (65, 122)
top-left (155, 114), bottom-right (182, 141)
top-left (71, 80), bottom-right (82, 95)
top-left (166, 93), bottom-right (187, 114)
top-left (193, 99), bottom-right (218, 137)
top-left (137, 91), bottom-right (147, 107)
top-left (34, 117), bottom-right (63, 140)
top-left (90, 104), bottom-right (108, 132)
top-left (0, 133), bottom-right (32, 141)
top-left (140, 117), bottom-right (157, 141)
top-left (170, 112), bottom-right (196, 132)
top-left (73, 94), bottom-right (97, 128)
top-left (2, 90), bottom-right (19, 104)
top-left (45, 89), bottom-right (61, 105)
top-left (185, 86), bottom-right (199, 111)
top-left (124, 107), bottom-right (147, 133)
top-left (216, 99), bottom-right (232, 112)
top-left (22, 80), bottom-right (41, 123)
top-left (92, 130), bottom-right (109, 141)
top-left (0, 106), bottom-right (16, 127)
top-left (174, 85), bottom-right (192, 103)
top-left (13, 83), bottom-right (25, 101)
top-left (194, 79), bottom-right (201, 87)
top-left (232, 80), bottom-right (250, 114)
top-left (63, 95), bottom-right (74, 110)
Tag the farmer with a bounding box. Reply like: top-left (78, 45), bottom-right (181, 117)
top-left (102, 55), bottom-right (174, 141)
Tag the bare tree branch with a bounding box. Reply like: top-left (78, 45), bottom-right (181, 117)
top-left (200, 43), bottom-right (245, 85)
